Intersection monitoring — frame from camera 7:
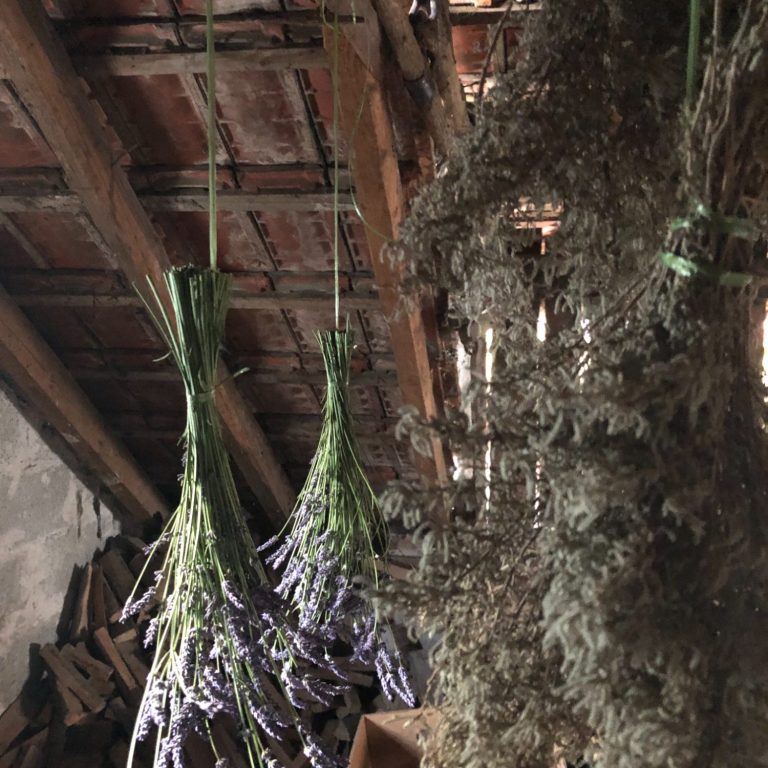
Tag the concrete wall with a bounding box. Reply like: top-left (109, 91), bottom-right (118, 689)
top-left (0, 387), bottom-right (120, 712)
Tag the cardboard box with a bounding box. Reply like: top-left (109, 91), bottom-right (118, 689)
top-left (349, 709), bottom-right (439, 768)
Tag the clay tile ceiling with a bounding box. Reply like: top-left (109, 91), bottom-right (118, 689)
top-left (0, 0), bottom-right (527, 528)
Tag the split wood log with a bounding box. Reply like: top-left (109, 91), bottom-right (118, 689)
top-left (0, 695), bottom-right (31, 755)
top-left (108, 740), bottom-right (129, 768)
top-left (115, 641), bottom-right (149, 687)
top-left (0, 728), bottom-right (48, 768)
top-left (92, 628), bottom-right (140, 704)
top-left (104, 697), bottom-right (135, 736)
top-left (99, 550), bottom-right (137, 607)
top-left (68, 563), bottom-right (92, 643)
top-left (89, 565), bottom-right (107, 631)
top-left (17, 742), bottom-right (44, 768)
top-left (52, 681), bottom-right (85, 728)
top-left (110, 621), bottom-right (138, 645)
top-left (39, 645), bottom-right (106, 714)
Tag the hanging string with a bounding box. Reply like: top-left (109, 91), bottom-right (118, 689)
top-left (686, 0), bottom-right (701, 105)
top-left (206, 0), bottom-right (218, 271)
top-left (331, 7), bottom-right (341, 329)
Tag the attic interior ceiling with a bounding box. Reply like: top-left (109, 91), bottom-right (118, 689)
top-left (0, 0), bottom-right (526, 530)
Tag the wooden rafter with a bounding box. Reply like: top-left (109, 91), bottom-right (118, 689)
top-left (0, 0), bottom-right (296, 525)
top-left (0, 190), bottom-right (354, 214)
top-left (329, 31), bottom-right (449, 484)
top-left (73, 45), bottom-right (327, 78)
top-left (71, 368), bottom-right (397, 386)
top-left (12, 290), bottom-right (380, 311)
top-left (0, 284), bottom-right (167, 521)
top-left (49, 5), bottom-right (540, 30)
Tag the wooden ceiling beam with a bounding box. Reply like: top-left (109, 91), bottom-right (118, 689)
top-left (0, 284), bottom-right (167, 521)
top-left (0, 0), bottom-right (296, 524)
top-left (50, 5), bottom-right (539, 30)
top-left (73, 45), bottom-right (327, 78)
top-left (0, 189), bottom-right (354, 214)
top-left (71, 368), bottom-right (397, 386)
top-left (328, 31), bottom-right (449, 484)
top-left (12, 290), bottom-right (380, 311)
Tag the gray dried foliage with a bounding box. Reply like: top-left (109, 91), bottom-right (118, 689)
top-left (380, 2), bottom-right (768, 767)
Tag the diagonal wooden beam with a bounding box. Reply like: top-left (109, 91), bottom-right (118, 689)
top-left (329, 31), bottom-right (449, 484)
top-left (0, 283), bottom-right (167, 521)
top-left (0, 0), bottom-right (296, 525)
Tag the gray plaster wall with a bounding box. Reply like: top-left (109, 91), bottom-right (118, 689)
top-left (0, 387), bottom-right (120, 712)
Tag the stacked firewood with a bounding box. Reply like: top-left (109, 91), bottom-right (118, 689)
top-left (0, 536), bottom-right (375, 768)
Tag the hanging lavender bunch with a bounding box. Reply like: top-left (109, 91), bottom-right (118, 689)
top-left (126, 268), bottom-right (342, 768)
top-left (262, 328), bottom-right (415, 707)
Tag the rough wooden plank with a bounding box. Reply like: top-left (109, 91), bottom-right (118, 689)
top-left (89, 564), bottom-right (107, 631)
top-left (141, 189), bottom-right (353, 212)
top-left (39, 645), bottom-right (106, 713)
top-left (104, 697), bottom-right (134, 735)
top-left (68, 564), bottom-right (92, 643)
top-left (12, 290), bottom-right (379, 311)
top-left (92, 628), bottom-right (139, 703)
top-left (17, 743), bottom-right (44, 768)
top-left (330, 32), bottom-right (448, 484)
top-left (74, 45), bottom-right (328, 78)
top-left (0, 189), bottom-right (353, 213)
top-left (99, 550), bottom-right (136, 607)
top-left (0, 286), bottom-right (166, 521)
top-left (115, 641), bottom-right (149, 687)
top-left (0, 728), bottom-right (48, 768)
top-left (102, 579), bottom-right (123, 624)
top-left (0, 0), bottom-right (297, 522)
top-left (0, 696), bottom-right (29, 756)
top-left (71, 367), bottom-right (397, 387)
top-left (61, 644), bottom-right (114, 693)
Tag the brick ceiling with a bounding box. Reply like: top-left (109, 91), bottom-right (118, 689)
top-left (0, 0), bottom-right (524, 525)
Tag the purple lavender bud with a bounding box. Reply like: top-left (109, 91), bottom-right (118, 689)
top-left (250, 704), bottom-right (288, 741)
top-left (256, 535), bottom-right (280, 553)
top-left (302, 676), bottom-right (348, 707)
top-left (143, 617), bottom-right (160, 649)
top-left (351, 614), bottom-right (376, 665)
top-left (375, 644), bottom-right (398, 702)
top-left (396, 659), bottom-right (417, 707)
top-left (302, 730), bottom-right (344, 768)
top-left (122, 584), bottom-right (157, 621)
top-left (135, 697), bottom-right (155, 741)
top-left (266, 537), bottom-right (294, 569)
top-left (222, 580), bottom-right (247, 613)
top-left (180, 632), bottom-right (198, 684)
top-left (279, 668), bottom-right (308, 710)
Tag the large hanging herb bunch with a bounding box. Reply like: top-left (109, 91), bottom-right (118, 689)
top-left (382, 1), bottom-right (768, 767)
top-left (262, 329), bottom-right (415, 708)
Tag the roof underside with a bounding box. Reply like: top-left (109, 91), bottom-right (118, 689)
top-left (0, 0), bottom-right (524, 526)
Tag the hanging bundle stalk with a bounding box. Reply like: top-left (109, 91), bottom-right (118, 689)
top-left (125, 268), bottom-right (301, 768)
top-left (123, 2), bottom-right (348, 765)
top-left (262, 329), bottom-right (414, 706)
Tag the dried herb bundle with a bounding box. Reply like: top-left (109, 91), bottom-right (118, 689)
top-left (263, 329), bottom-right (414, 707)
top-left (382, 1), bottom-right (768, 767)
top-left (126, 269), bottom-right (340, 768)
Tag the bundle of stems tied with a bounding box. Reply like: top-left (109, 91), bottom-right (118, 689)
top-left (126, 270), bottom-right (344, 768)
top-left (122, 2), bottom-right (347, 766)
top-left (262, 328), bottom-right (415, 707)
